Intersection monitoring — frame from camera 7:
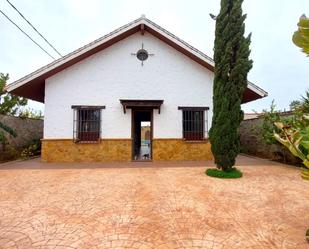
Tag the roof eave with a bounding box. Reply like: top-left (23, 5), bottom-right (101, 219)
top-left (242, 82), bottom-right (268, 104)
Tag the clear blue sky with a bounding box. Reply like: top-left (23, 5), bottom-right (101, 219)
top-left (0, 0), bottom-right (308, 113)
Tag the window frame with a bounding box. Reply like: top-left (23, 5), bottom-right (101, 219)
top-left (178, 106), bottom-right (209, 141)
top-left (72, 105), bottom-right (105, 143)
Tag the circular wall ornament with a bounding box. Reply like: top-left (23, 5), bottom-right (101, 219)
top-left (136, 49), bottom-right (149, 61)
top-left (131, 43), bottom-right (154, 66)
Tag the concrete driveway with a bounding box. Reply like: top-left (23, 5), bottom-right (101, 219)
top-left (0, 156), bottom-right (308, 249)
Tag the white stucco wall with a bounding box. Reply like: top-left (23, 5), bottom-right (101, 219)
top-left (44, 32), bottom-right (214, 139)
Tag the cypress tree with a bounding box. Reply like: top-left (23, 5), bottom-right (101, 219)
top-left (209, 0), bottom-right (253, 171)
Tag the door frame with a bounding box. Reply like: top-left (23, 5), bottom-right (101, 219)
top-left (131, 108), bottom-right (153, 161)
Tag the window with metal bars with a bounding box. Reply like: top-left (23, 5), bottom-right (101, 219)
top-left (72, 106), bottom-right (105, 143)
top-left (178, 107), bottom-right (209, 141)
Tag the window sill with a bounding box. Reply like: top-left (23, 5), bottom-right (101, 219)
top-left (183, 138), bottom-right (209, 143)
top-left (74, 140), bottom-right (101, 144)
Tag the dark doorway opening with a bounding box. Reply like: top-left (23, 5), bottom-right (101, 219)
top-left (132, 110), bottom-right (152, 161)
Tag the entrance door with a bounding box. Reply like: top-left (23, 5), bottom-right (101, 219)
top-left (132, 109), bottom-right (152, 161)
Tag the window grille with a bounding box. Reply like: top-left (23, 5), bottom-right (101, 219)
top-left (178, 107), bottom-right (209, 141)
top-left (72, 106), bottom-right (105, 143)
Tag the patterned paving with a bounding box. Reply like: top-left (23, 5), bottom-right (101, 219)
top-left (0, 156), bottom-right (308, 249)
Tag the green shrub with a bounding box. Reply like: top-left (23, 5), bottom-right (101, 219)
top-left (20, 147), bottom-right (34, 159)
top-left (274, 115), bottom-right (309, 180)
top-left (0, 145), bottom-right (19, 162)
top-left (256, 100), bottom-right (282, 145)
top-left (205, 168), bottom-right (243, 179)
top-left (20, 138), bottom-right (41, 159)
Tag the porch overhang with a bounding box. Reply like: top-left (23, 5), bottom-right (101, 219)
top-left (120, 99), bottom-right (164, 114)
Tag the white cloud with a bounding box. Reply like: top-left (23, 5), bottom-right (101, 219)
top-left (63, 0), bottom-right (102, 19)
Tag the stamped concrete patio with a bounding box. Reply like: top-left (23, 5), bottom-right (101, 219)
top-left (0, 155), bottom-right (308, 249)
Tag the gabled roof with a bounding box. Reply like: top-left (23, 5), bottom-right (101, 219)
top-left (5, 16), bottom-right (267, 103)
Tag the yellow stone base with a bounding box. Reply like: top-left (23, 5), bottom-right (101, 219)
top-left (152, 139), bottom-right (213, 161)
top-left (41, 139), bottom-right (213, 163)
top-left (42, 139), bottom-right (132, 163)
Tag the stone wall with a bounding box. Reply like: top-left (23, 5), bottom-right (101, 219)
top-left (239, 118), bottom-right (300, 164)
top-left (0, 114), bottom-right (43, 149)
top-left (153, 139), bottom-right (213, 161)
top-left (42, 138), bottom-right (213, 163)
top-left (42, 139), bottom-right (132, 162)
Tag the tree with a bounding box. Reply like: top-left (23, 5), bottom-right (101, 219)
top-left (293, 14), bottom-right (309, 56)
top-left (300, 90), bottom-right (309, 113)
top-left (290, 90), bottom-right (309, 114)
top-left (0, 121), bottom-right (17, 151)
top-left (19, 108), bottom-right (43, 119)
top-left (290, 100), bottom-right (302, 111)
top-left (0, 73), bottom-right (27, 116)
top-left (259, 100), bottom-right (282, 145)
top-left (209, 0), bottom-right (253, 172)
top-left (0, 73), bottom-right (26, 150)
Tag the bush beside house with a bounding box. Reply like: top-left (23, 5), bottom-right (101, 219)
top-left (0, 114), bottom-right (43, 162)
top-left (239, 114), bottom-right (302, 165)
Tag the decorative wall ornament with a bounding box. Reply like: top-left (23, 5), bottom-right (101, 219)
top-left (131, 43), bottom-right (154, 66)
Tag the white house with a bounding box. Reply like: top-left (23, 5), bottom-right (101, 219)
top-left (6, 16), bottom-right (267, 162)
